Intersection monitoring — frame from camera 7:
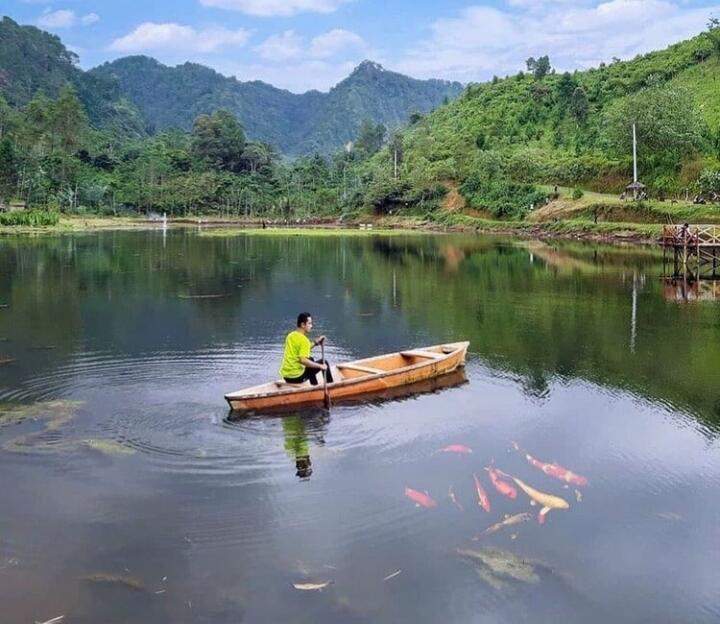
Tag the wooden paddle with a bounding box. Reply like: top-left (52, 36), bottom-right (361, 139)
top-left (321, 340), bottom-right (331, 410)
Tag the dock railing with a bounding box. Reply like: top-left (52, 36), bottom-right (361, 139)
top-left (661, 224), bottom-right (720, 280)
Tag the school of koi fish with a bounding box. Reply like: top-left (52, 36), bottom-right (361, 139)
top-left (405, 441), bottom-right (589, 536)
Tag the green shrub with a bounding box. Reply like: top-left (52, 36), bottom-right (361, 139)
top-left (0, 210), bottom-right (60, 226)
top-left (572, 187), bottom-right (584, 199)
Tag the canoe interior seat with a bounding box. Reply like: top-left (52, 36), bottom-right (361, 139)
top-left (400, 349), bottom-right (443, 360)
top-left (337, 363), bottom-right (384, 375)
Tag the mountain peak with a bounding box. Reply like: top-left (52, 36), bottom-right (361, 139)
top-left (353, 60), bottom-right (385, 74)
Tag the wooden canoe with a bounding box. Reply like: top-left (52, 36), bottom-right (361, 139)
top-left (225, 341), bottom-right (470, 413)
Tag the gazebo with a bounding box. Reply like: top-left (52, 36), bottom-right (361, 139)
top-left (625, 181), bottom-right (646, 200)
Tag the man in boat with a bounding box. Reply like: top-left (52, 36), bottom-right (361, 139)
top-left (280, 313), bottom-right (334, 385)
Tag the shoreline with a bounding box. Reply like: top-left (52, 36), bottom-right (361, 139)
top-left (0, 214), bottom-right (662, 246)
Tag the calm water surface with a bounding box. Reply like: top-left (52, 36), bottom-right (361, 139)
top-left (1, 229), bottom-right (719, 623)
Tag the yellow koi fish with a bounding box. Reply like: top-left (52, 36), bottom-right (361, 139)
top-left (511, 477), bottom-right (569, 524)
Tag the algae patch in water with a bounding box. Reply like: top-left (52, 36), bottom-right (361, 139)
top-left (81, 438), bottom-right (136, 457)
top-left (0, 401), bottom-right (134, 458)
top-left (0, 400), bottom-right (84, 429)
top-left (456, 547), bottom-right (541, 591)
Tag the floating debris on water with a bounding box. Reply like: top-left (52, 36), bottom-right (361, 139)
top-left (81, 572), bottom-right (146, 592)
top-left (34, 616), bottom-right (64, 624)
top-left (383, 569), bottom-right (402, 582)
top-left (449, 485), bottom-right (464, 511)
top-left (0, 358), bottom-right (15, 365)
top-left (177, 294), bottom-right (229, 299)
top-left (292, 580), bottom-right (333, 591)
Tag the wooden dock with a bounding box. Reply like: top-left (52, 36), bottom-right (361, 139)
top-left (661, 224), bottom-right (720, 280)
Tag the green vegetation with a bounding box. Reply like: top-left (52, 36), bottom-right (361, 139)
top-left (2, 16), bottom-right (720, 233)
top-left (90, 58), bottom-right (462, 156)
top-left (0, 209), bottom-right (59, 226)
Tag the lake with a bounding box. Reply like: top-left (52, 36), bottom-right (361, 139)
top-left (1, 229), bottom-right (719, 623)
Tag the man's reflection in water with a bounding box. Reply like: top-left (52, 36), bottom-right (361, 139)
top-left (282, 411), bottom-right (329, 479)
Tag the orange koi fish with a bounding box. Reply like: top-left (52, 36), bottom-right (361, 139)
top-left (486, 467), bottom-right (517, 499)
top-left (472, 473), bottom-right (491, 512)
top-left (512, 442), bottom-right (589, 487)
top-left (405, 487), bottom-right (437, 508)
top-left (433, 444), bottom-right (473, 455)
top-left (449, 485), bottom-right (464, 511)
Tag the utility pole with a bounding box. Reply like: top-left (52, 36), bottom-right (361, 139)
top-left (632, 123), bottom-right (638, 199)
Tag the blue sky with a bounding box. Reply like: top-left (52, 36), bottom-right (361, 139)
top-left (4, 0), bottom-right (720, 92)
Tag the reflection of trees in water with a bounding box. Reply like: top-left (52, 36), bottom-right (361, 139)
top-left (3, 232), bottom-right (719, 429)
top-left (357, 237), bottom-right (719, 428)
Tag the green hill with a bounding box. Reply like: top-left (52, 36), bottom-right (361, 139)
top-left (364, 29), bottom-right (720, 217)
top-left (91, 58), bottom-right (463, 155)
top-left (0, 17), bottom-right (145, 136)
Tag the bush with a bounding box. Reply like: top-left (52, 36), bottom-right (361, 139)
top-left (572, 187), bottom-right (584, 199)
top-left (0, 209), bottom-right (60, 226)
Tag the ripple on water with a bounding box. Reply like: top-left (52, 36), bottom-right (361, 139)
top-left (0, 344), bottom-right (278, 402)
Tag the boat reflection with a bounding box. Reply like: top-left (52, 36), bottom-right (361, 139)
top-left (226, 369), bottom-right (468, 479)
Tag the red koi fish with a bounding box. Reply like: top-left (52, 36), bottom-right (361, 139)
top-left (433, 444), bottom-right (473, 455)
top-left (472, 473), bottom-right (491, 512)
top-left (525, 452), bottom-right (589, 487)
top-left (486, 467), bottom-right (517, 499)
top-left (405, 487), bottom-right (437, 508)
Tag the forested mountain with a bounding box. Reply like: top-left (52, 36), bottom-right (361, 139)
top-left (91, 57), bottom-right (463, 155)
top-left (0, 15), bottom-right (461, 155)
top-left (0, 17), bottom-right (145, 136)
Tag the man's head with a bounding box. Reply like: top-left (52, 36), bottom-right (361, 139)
top-left (297, 312), bottom-right (313, 332)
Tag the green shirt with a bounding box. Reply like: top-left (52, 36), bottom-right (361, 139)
top-left (280, 330), bottom-right (312, 379)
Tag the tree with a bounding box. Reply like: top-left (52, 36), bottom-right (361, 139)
top-left (526, 55), bottom-right (551, 80)
top-left (708, 17), bottom-right (720, 56)
top-left (603, 85), bottom-right (706, 171)
top-left (191, 110), bottom-right (246, 172)
top-left (556, 72), bottom-right (578, 103)
top-left (50, 86), bottom-right (88, 156)
top-left (569, 87), bottom-right (589, 125)
top-left (0, 138), bottom-right (17, 199)
top-left (355, 119), bottom-right (386, 156)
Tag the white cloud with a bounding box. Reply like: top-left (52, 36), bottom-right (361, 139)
top-left (81, 13), bottom-right (100, 26)
top-left (214, 59), bottom-right (357, 92)
top-left (394, 1), bottom-right (720, 82)
top-left (309, 29), bottom-right (366, 58)
top-left (199, 0), bottom-right (351, 17)
top-left (37, 9), bottom-right (76, 28)
top-left (36, 9), bottom-right (101, 29)
top-left (109, 22), bottom-right (251, 53)
top-left (255, 30), bottom-right (303, 60)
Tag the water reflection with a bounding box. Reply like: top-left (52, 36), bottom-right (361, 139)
top-left (282, 412), bottom-right (327, 479)
top-left (1, 231), bottom-right (720, 623)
